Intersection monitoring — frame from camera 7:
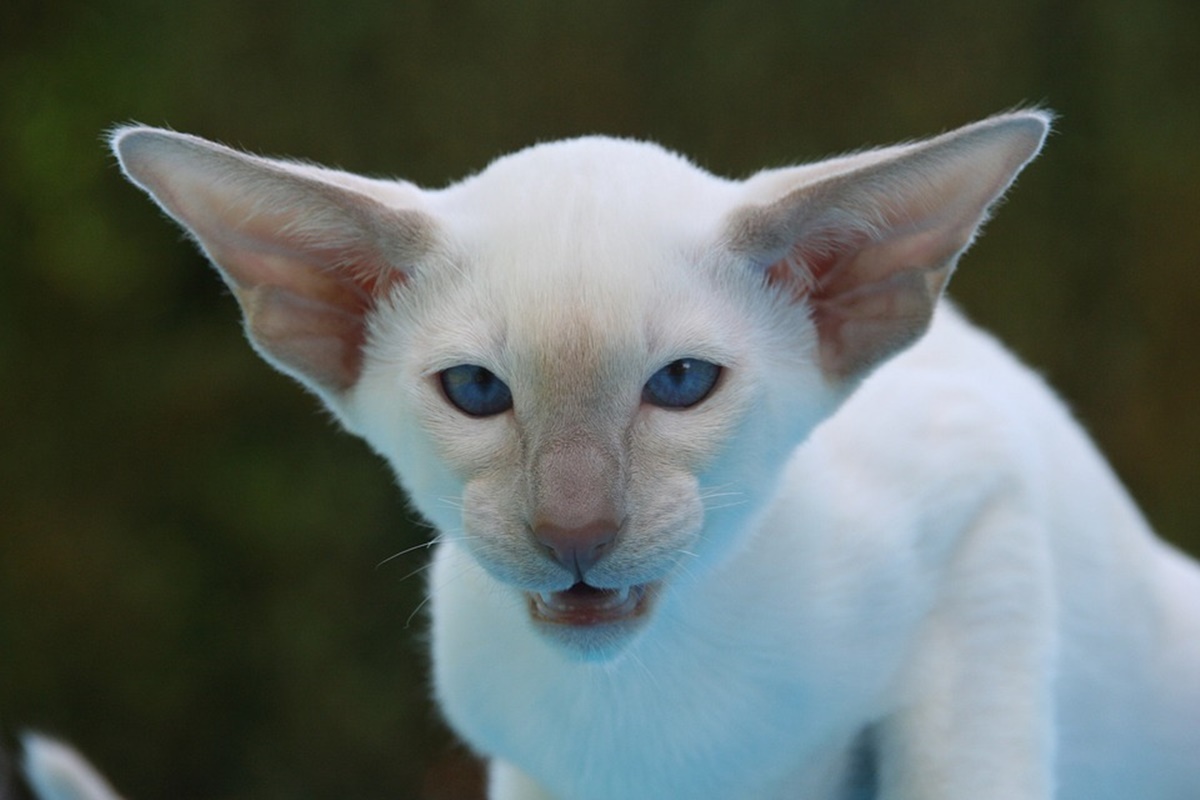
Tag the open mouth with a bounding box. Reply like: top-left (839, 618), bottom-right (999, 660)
top-left (528, 583), bottom-right (653, 627)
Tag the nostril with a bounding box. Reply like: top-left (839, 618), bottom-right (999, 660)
top-left (533, 518), bottom-right (619, 580)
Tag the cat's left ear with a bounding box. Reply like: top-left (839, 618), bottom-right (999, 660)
top-left (726, 111), bottom-right (1050, 383)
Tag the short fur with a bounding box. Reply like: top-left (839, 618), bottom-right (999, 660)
top-left (102, 112), bottom-right (1200, 799)
top-left (20, 735), bottom-right (122, 800)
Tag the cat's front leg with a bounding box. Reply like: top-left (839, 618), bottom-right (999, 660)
top-left (488, 759), bottom-right (558, 800)
top-left (875, 501), bottom-right (1057, 799)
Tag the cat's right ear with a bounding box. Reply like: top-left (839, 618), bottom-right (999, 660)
top-left (111, 126), bottom-right (437, 409)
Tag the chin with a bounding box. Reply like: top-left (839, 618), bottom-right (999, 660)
top-left (525, 581), bottom-right (661, 660)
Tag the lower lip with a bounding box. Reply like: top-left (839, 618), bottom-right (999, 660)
top-left (527, 582), bottom-right (654, 627)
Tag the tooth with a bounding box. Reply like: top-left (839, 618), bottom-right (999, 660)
top-left (616, 586), bottom-right (631, 604)
top-left (538, 591), bottom-right (554, 606)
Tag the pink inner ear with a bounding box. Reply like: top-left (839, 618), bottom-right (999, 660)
top-left (113, 126), bottom-right (436, 399)
top-left (303, 237), bottom-right (410, 300)
top-left (761, 226), bottom-right (947, 380)
top-left (741, 113), bottom-right (1049, 383)
top-left (221, 237), bottom-right (410, 394)
top-left (763, 234), bottom-right (861, 303)
top-left (241, 285), bottom-right (368, 392)
top-left (764, 258), bottom-right (811, 301)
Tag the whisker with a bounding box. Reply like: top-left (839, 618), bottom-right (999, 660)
top-left (702, 499), bottom-right (750, 512)
top-left (397, 561), bottom-right (437, 585)
top-left (376, 539), bottom-right (439, 569)
top-left (405, 557), bottom-right (481, 629)
top-left (376, 528), bottom-right (484, 570)
top-left (700, 482), bottom-right (749, 514)
top-left (405, 592), bottom-right (435, 629)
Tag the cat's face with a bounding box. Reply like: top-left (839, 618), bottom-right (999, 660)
top-left (347, 141), bottom-right (837, 657)
top-left (113, 113), bottom-right (1047, 658)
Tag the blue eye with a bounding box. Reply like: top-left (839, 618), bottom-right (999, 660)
top-left (440, 365), bottom-right (513, 417)
top-left (643, 359), bottom-right (721, 409)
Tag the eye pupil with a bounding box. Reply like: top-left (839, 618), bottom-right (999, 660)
top-left (440, 365), bottom-right (513, 417)
top-left (643, 358), bottom-right (721, 409)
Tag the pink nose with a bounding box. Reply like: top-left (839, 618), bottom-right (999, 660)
top-left (533, 518), bottom-right (619, 580)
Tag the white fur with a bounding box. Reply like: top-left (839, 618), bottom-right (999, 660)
top-left (109, 113), bottom-right (1200, 799)
top-left (21, 735), bottom-right (122, 800)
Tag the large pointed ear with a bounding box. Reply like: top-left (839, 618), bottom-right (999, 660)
top-left (111, 126), bottom-right (437, 407)
top-left (726, 111), bottom-right (1050, 383)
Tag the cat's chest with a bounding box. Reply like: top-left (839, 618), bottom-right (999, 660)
top-left (429, 540), bottom-right (879, 799)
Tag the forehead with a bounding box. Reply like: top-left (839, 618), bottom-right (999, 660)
top-left (432, 135), bottom-right (736, 274)
top-left (480, 246), bottom-right (665, 409)
top-left (393, 137), bottom-right (751, 390)
top-left (443, 143), bottom-right (721, 308)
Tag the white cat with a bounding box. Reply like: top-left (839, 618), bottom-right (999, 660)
top-left (79, 112), bottom-right (1200, 799)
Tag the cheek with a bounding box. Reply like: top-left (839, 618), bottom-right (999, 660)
top-left (631, 412), bottom-right (727, 476)
top-left (422, 399), bottom-right (515, 476)
top-left (460, 472), bottom-right (562, 587)
top-left (631, 378), bottom-right (751, 487)
top-left (625, 466), bottom-right (704, 538)
top-left (461, 469), bottom-right (524, 534)
top-left (622, 397), bottom-right (761, 569)
top-left (359, 408), bottom-right (467, 535)
top-left (350, 368), bottom-right (518, 536)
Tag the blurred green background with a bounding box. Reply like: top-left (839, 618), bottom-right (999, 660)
top-left (1, 1), bottom-right (1197, 797)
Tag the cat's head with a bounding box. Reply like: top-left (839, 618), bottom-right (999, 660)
top-left (112, 112), bottom-right (1048, 658)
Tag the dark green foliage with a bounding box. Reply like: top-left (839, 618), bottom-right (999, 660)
top-left (2, 1), bottom-right (1197, 797)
